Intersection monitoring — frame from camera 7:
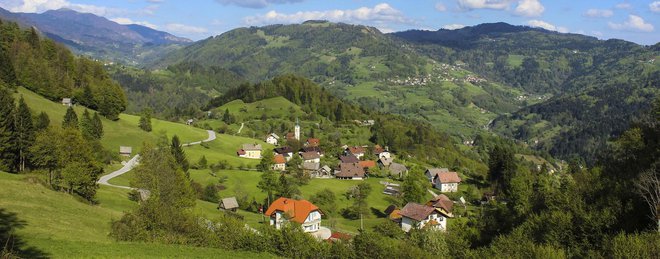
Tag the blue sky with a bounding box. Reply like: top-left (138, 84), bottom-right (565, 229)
top-left (1, 0), bottom-right (658, 44)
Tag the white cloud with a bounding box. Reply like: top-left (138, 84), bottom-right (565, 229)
top-left (614, 3), bottom-right (631, 9)
top-left (457, 0), bottom-right (513, 10)
top-left (650, 1), bottom-right (660, 13)
top-left (514, 0), bottom-right (544, 17)
top-left (243, 3), bottom-right (413, 29)
top-left (527, 20), bottom-right (568, 33)
top-left (215, 0), bottom-right (303, 9)
top-left (110, 17), bottom-right (158, 29)
top-left (164, 23), bottom-right (208, 34)
top-left (435, 3), bottom-right (447, 12)
top-left (1, 0), bottom-right (156, 17)
top-left (442, 23), bottom-right (466, 29)
top-left (608, 15), bottom-right (654, 32)
top-left (584, 9), bottom-right (613, 18)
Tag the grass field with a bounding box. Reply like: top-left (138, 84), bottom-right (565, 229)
top-left (0, 172), bottom-right (274, 258)
top-left (15, 87), bottom-right (208, 153)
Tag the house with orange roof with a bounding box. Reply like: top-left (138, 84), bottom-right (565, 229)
top-left (272, 154), bottom-right (286, 171)
top-left (264, 197), bottom-right (323, 233)
top-left (305, 138), bottom-right (320, 147)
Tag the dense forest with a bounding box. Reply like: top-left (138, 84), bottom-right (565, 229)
top-left (108, 62), bottom-right (246, 119)
top-left (0, 19), bottom-right (127, 120)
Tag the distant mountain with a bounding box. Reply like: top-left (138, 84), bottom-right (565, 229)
top-left (393, 23), bottom-right (660, 163)
top-left (0, 7), bottom-right (191, 63)
top-left (152, 21), bottom-right (525, 137)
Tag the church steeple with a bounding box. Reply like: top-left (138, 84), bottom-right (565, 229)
top-left (294, 118), bottom-right (300, 141)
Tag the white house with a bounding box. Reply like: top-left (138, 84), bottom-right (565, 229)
top-left (264, 197), bottom-right (322, 233)
top-left (346, 146), bottom-right (366, 160)
top-left (237, 144), bottom-right (262, 159)
top-left (425, 168), bottom-right (449, 183)
top-left (61, 98), bottom-right (72, 106)
top-left (272, 154), bottom-right (286, 171)
top-left (433, 171), bottom-right (462, 193)
top-left (399, 202), bottom-right (449, 232)
top-left (266, 133), bottom-right (280, 146)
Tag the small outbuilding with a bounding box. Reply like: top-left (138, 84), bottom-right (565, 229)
top-left (119, 146), bottom-right (132, 157)
top-left (218, 197), bottom-right (239, 212)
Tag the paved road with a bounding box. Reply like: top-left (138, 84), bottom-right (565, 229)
top-left (98, 130), bottom-right (217, 189)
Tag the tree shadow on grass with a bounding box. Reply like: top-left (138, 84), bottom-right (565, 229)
top-left (0, 208), bottom-right (49, 258)
top-left (370, 207), bottom-right (387, 218)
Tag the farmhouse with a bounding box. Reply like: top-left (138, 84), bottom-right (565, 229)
top-left (301, 146), bottom-right (323, 156)
top-left (61, 98), bottom-right (72, 106)
top-left (378, 156), bottom-right (393, 168)
top-left (272, 154), bottom-right (286, 171)
top-left (339, 155), bottom-right (360, 164)
top-left (373, 145), bottom-right (391, 159)
top-left (119, 146), bottom-right (132, 157)
top-left (266, 133), bottom-right (280, 146)
top-left (433, 171), bottom-right (462, 193)
top-left (301, 162), bottom-right (320, 174)
top-left (274, 146), bottom-right (294, 161)
top-left (300, 151), bottom-right (321, 163)
top-left (237, 144), bottom-right (262, 159)
top-left (345, 146), bottom-right (366, 159)
top-left (312, 165), bottom-right (333, 178)
top-left (389, 162), bottom-right (408, 178)
top-left (426, 194), bottom-right (454, 217)
top-left (265, 197), bottom-right (323, 233)
top-left (218, 197), bottom-right (239, 212)
top-left (425, 168), bottom-right (449, 182)
top-left (399, 202), bottom-right (450, 232)
top-left (336, 162), bottom-right (366, 180)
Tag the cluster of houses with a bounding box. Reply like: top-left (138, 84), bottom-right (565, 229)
top-left (255, 193), bottom-right (457, 237)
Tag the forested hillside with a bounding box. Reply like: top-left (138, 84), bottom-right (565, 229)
top-left (151, 21), bottom-right (524, 136)
top-left (107, 62), bottom-right (246, 119)
top-left (394, 23), bottom-right (660, 163)
top-left (0, 7), bottom-right (191, 64)
top-left (0, 19), bottom-right (127, 120)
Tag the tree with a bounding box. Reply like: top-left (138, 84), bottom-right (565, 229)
top-left (34, 111), bottom-right (49, 131)
top-left (30, 129), bottom-right (59, 185)
top-left (197, 155), bottom-right (208, 169)
top-left (259, 150), bottom-right (274, 172)
top-left (309, 188), bottom-right (337, 216)
top-left (635, 170), bottom-right (660, 232)
top-left (138, 109), bottom-right (152, 132)
top-left (402, 170), bottom-right (428, 204)
top-left (277, 174), bottom-right (300, 199)
top-left (0, 88), bottom-right (17, 172)
top-left (91, 112), bottom-right (103, 139)
top-left (488, 145), bottom-right (517, 195)
top-left (15, 96), bottom-right (34, 172)
top-left (95, 83), bottom-right (126, 121)
top-left (222, 108), bottom-right (233, 124)
top-left (79, 109), bottom-right (94, 140)
top-left (62, 106), bottom-right (78, 129)
top-left (258, 170), bottom-right (280, 207)
top-left (170, 135), bottom-right (189, 173)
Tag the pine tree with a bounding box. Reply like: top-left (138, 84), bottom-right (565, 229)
top-left (91, 112), bottom-right (103, 139)
top-left (0, 88), bottom-right (18, 172)
top-left (34, 111), bottom-right (50, 131)
top-left (138, 109), bottom-right (152, 132)
top-left (170, 135), bottom-right (189, 173)
top-left (62, 106), bottom-right (78, 129)
top-left (79, 85), bottom-right (95, 109)
top-left (15, 96), bottom-right (34, 172)
top-left (222, 108), bottom-right (232, 124)
top-left (80, 109), bottom-right (94, 139)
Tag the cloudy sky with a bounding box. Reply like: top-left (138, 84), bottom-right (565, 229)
top-left (0, 0), bottom-right (658, 44)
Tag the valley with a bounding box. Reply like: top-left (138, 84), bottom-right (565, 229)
top-left (0, 4), bottom-right (658, 258)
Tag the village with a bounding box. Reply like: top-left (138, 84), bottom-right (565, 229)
top-left (229, 119), bottom-right (465, 240)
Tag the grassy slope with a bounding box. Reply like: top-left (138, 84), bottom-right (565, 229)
top-left (0, 172), bottom-right (273, 258)
top-left (15, 87), bottom-right (208, 153)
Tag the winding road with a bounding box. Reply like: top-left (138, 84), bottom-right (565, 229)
top-left (98, 130), bottom-right (217, 189)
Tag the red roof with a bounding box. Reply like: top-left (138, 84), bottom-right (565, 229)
top-left (330, 232), bottom-right (352, 240)
top-left (306, 138), bottom-right (320, 147)
top-left (348, 146), bottom-right (365, 154)
top-left (435, 171), bottom-right (462, 183)
top-left (264, 197), bottom-right (321, 224)
top-left (273, 154), bottom-right (286, 164)
top-left (236, 149), bottom-right (246, 155)
top-left (359, 160), bottom-right (376, 168)
top-left (399, 202), bottom-right (436, 221)
top-left (427, 194), bottom-right (454, 213)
